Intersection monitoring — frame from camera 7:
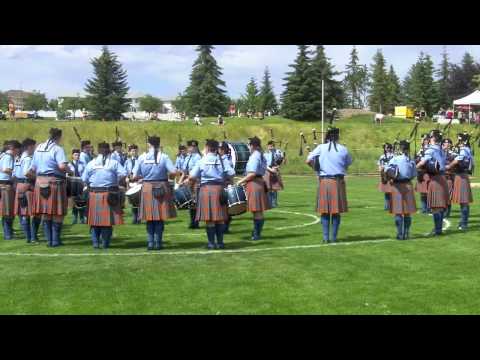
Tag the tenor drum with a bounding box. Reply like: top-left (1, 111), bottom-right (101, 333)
top-left (227, 142), bottom-right (250, 175)
top-left (67, 176), bottom-right (84, 197)
top-left (174, 185), bottom-right (194, 210)
top-left (225, 184), bottom-right (247, 216)
top-left (125, 183), bottom-right (142, 208)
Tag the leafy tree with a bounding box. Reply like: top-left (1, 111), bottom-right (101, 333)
top-left (48, 99), bottom-right (59, 111)
top-left (60, 96), bottom-right (85, 120)
top-left (139, 95), bottom-right (164, 118)
top-left (385, 65), bottom-right (402, 114)
top-left (368, 49), bottom-right (389, 113)
top-left (171, 92), bottom-right (187, 114)
top-left (241, 77), bottom-right (260, 113)
top-left (181, 45), bottom-right (229, 116)
top-left (281, 45), bottom-right (317, 120)
top-left (84, 46), bottom-right (131, 121)
top-left (258, 67), bottom-right (278, 113)
top-left (24, 91), bottom-right (48, 112)
top-left (343, 46), bottom-right (369, 108)
top-left (435, 47), bottom-right (451, 110)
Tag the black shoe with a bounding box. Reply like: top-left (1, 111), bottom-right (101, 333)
top-left (458, 225), bottom-right (467, 231)
top-left (217, 243), bottom-right (225, 250)
top-left (147, 244), bottom-right (154, 251)
top-left (206, 243), bottom-right (216, 250)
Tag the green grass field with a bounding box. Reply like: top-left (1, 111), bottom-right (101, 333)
top-left (1, 175), bottom-right (479, 314)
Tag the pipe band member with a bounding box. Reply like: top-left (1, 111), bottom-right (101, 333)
top-left (218, 141), bottom-right (234, 233)
top-left (416, 130), bottom-right (449, 236)
top-left (385, 140), bottom-right (417, 240)
top-left (442, 138), bottom-right (457, 218)
top-left (125, 144), bottom-right (141, 225)
top-left (180, 140), bottom-right (202, 229)
top-left (446, 132), bottom-right (474, 230)
top-left (415, 134), bottom-right (431, 214)
top-left (80, 140), bottom-right (94, 165)
top-left (131, 136), bottom-right (177, 250)
top-left (30, 128), bottom-right (69, 247)
top-left (82, 142), bottom-right (127, 249)
top-left (13, 138), bottom-right (41, 243)
top-left (237, 136), bottom-right (271, 241)
top-left (377, 143), bottom-right (394, 211)
top-left (111, 141), bottom-right (126, 166)
top-left (68, 148), bottom-right (87, 225)
top-left (0, 140), bottom-right (22, 240)
top-left (263, 140), bottom-right (284, 209)
top-left (306, 127), bottom-right (352, 243)
top-left (187, 139), bottom-right (235, 249)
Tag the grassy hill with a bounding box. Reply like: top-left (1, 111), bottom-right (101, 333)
top-left (1, 115), bottom-right (478, 174)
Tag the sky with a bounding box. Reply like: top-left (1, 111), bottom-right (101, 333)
top-left (1, 45), bottom-right (480, 100)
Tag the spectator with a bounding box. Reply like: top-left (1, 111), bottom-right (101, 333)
top-left (194, 114), bottom-right (202, 126)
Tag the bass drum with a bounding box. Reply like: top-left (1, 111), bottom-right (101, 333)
top-left (227, 142), bottom-right (250, 175)
top-left (125, 183), bottom-right (142, 208)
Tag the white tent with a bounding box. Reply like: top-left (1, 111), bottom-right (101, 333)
top-left (453, 90), bottom-right (480, 106)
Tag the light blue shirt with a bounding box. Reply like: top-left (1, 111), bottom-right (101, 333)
top-left (377, 152), bottom-right (394, 167)
top-left (32, 140), bottom-right (68, 177)
top-left (13, 152), bottom-right (34, 179)
top-left (124, 157), bottom-right (138, 175)
top-left (246, 150), bottom-right (267, 176)
top-left (0, 152), bottom-right (15, 181)
top-left (82, 155), bottom-right (127, 187)
top-left (68, 160), bottom-right (86, 177)
top-left (111, 150), bottom-right (126, 166)
top-left (175, 154), bottom-right (187, 170)
top-left (80, 151), bottom-right (93, 165)
top-left (387, 154), bottom-right (417, 180)
top-left (190, 152), bottom-right (235, 184)
top-left (264, 149), bottom-right (283, 167)
top-left (132, 150), bottom-right (176, 181)
top-left (421, 144), bottom-right (446, 171)
top-left (307, 142), bottom-right (353, 176)
top-left (455, 146), bottom-right (473, 162)
top-left (221, 154), bottom-right (234, 168)
top-left (183, 152), bottom-right (202, 173)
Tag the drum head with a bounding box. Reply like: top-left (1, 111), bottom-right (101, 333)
top-left (228, 203), bottom-right (247, 216)
top-left (125, 184), bottom-right (142, 196)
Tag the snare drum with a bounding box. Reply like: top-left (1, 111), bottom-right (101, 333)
top-left (174, 185), bottom-right (194, 210)
top-left (67, 176), bottom-right (84, 197)
top-left (125, 183), bottom-right (142, 208)
top-left (225, 184), bottom-right (247, 216)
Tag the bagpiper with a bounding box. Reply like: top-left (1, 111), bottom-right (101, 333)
top-left (218, 141), bottom-right (234, 233)
top-left (79, 140), bottom-right (94, 165)
top-left (132, 136), bottom-right (178, 250)
top-left (306, 127), bottom-right (353, 243)
top-left (237, 136), bottom-right (271, 241)
top-left (0, 140), bottom-right (22, 240)
top-left (377, 143), bottom-right (394, 211)
top-left (111, 141), bottom-right (127, 166)
top-left (180, 140), bottom-right (202, 229)
top-left (68, 148), bottom-right (87, 224)
top-left (187, 139), bottom-right (235, 249)
top-left (263, 140), bottom-right (284, 208)
top-left (13, 138), bottom-right (41, 243)
top-left (446, 132), bottom-right (474, 230)
top-left (442, 138), bottom-right (457, 218)
top-left (385, 140), bottom-right (417, 240)
top-left (416, 130), bottom-right (449, 236)
top-left (415, 134), bottom-right (431, 214)
top-left (124, 144), bottom-right (141, 224)
top-left (82, 142), bottom-right (127, 249)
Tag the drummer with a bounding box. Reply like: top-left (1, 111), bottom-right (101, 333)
top-left (237, 136), bottom-right (271, 241)
top-left (186, 139), bottom-right (235, 249)
top-left (174, 145), bottom-right (187, 185)
top-left (125, 144), bottom-right (141, 224)
top-left (68, 149), bottom-right (87, 224)
top-left (82, 142), bottom-right (127, 249)
top-left (264, 140), bottom-right (284, 208)
top-left (219, 141), bottom-right (234, 233)
top-left (180, 140), bottom-right (202, 229)
top-left (1, 140), bottom-right (22, 240)
top-left (132, 136), bottom-right (178, 250)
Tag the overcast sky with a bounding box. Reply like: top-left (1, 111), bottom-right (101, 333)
top-left (1, 45), bottom-right (479, 100)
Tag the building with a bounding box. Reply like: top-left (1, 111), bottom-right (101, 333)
top-left (5, 90), bottom-right (35, 111)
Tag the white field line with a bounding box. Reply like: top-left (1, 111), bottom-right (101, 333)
top-left (270, 210), bottom-right (320, 230)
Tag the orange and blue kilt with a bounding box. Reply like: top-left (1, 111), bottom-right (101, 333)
top-left (316, 177), bottom-right (348, 214)
top-left (195, 184), bottom-right (228, 222)
top-left (415, 173), bottom-right (430, 193)
top-left (33, 176), bottom-right (68, 216)
top-left (14, 182), bottom-right (35, 217)
top-left (378, 181), bottom-right (391, 193)
top-left (140, 181), bottom-right (177, 221)
top-left (263, 171), bottom-right (284, 191)
top-left (87, 191), bottom-right (124, 226)
top-left (246, 178), bottom-right (270, 212)
top-left (452, 173), bottom-right (473, 205)
top-left (389, 181), bottom-right (416, 215)
top-left (0, 183), bottom-right (15, 217)
top-left (426, 174), bottom-right (449, 209)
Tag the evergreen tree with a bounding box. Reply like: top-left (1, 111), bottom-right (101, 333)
top-left (258, 67), bottom-right (278, 113)
top-left (182, 45), bottom-right (229, 116)
top-left (241, 77), bottom-right (260, 113)
top-left (281, 45), bottom-right (317, 120)
top-left (385, 65), bottom-right (402, 114)
top-left (448, 52), bottom-right (480, 99)
top-left (84, 46), bottom-right (130, 120)
top-left (310, 45), bottom-right (344, 114)
top-left (368, 49), bottom-right (389, 113)
top-left (435, 47), bottom-right (451, 110)
top-left (343, 46), bottom-right (369, 108)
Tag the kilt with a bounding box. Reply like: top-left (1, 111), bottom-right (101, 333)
top-left (33, 176), bottom-right (68, 216)
top-left (378, 181), bottom-right (392, 193)
top-left (190, 182), bottom-right (200, 209)
top-left (14, 182), bottom-right (35, 217)
top-left (246, 178), bottom-right (271, 213)
top-left (263, 171), bottom-right (284, 191)
top-left (140, 181), bottom-right (177, 221)
top-left (446, 175), bottom-right (454, 201)
top-left (195, 184), bottom-right (228, 222)
top-left (316, 177), bottom-right (348, 214)
top-left (87, 191), bottom-right (124, 226)
top-left (415, 173), bottom-right (430, 193)
top-left (451, 173), bottom-right (473, 205)
top-left (389, 181), bottom-right (416, 215)
top-left (0, 184), bottom-right (15, 217)
top-left (427, 174), bottom-right (449, 209)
